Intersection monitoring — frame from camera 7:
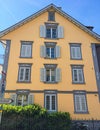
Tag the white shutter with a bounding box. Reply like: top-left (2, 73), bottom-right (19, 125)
top-left (40, 68), bottom-right (46, 82)
top-left (21, 45), bottom-right (26, 57)
top-left (56, 68), bottom-right (61, 82)
top-left (81, 95), bottom-right (87, 112)
top-left (76, 47), bottom-right (81, 59)
top-left (26, 45), bottom-right (31, 57)
top-left (56, 46), bottom-right (61, 58)
top-left (78, 69), bottom-right (83, 82)
top-left (75, 95), bottom-right (81, 112)
top-left (28, 94), bottom-right (33, 105)
top-left (71, 47), bottom-right (76, 58)
top-left (58, 26), bottom-right (64, 38)
top-left (40, 46), bottom-right (46, 57)
top-left (40, 25), bottom-right (46, 37)
top-left (11, 94), bottom-right (17, 105)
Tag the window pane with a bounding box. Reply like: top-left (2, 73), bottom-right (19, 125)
top-left (46, 96), bottom-right (50, 110)
top-left (51, 69), bottom-right (55, 81)
top-left (75, 95), bottom-right (81, 111)
top-left (78, 69), bottom-right (83, 82)
top-left (19, 68), bottom-right (24, 81)
top-left (52, 96), bottom-right (56, 110)
top-left (46, 48), bottom-right (50, 58)
top-left (52, 28), bottom-right (57, 38)
top-left (81, 96), bottom-right (87, 111)
top-left (46, 69), bottom-right (50, 81)
top-left (51, 48), bottom-right (55, 58)
top-left (46, 28), bottom-right (51, 38)
top-left (73, 69), bottom-right (78, 82)
top-left (25, 68), bottom-right (30, 81)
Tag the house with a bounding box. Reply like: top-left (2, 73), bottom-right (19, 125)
top-left (0, 3), bottom-right (100, 125)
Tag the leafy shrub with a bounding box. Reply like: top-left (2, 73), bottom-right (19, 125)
top-left (0, 104), bottom-right (71, 130)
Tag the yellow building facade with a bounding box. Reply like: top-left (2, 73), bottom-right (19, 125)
top-left (0, 4), bottom-right (100, 121)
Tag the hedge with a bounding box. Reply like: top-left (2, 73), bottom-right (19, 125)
top-left (0, 104), bottom-right (71, 130)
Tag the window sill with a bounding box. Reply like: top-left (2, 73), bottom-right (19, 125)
top-left (19, 56), bottom-right (32, 59)
top-left (44, 81), bottom-right (58, 84)
top-left (45, 38), bottom-right (59, 40)
top-left (44, 57), bottom-right (57, 59)
top-left (70, 58), bottom-right (83, 60)
top-left (74, 111), bottom-right (89, 114)
top-left (17, 81), bottom-right (31, 83)
top-left (72, 82), bottom-right (85, 84)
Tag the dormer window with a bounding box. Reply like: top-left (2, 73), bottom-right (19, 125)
top-left (48, 11), bottom-right (55, 21)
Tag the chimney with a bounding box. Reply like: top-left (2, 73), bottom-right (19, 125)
top-left (86, 26), bottom-right (94, 31)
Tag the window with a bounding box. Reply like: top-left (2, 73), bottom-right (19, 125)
top-left (18, 64), bottom-right (32, 82)
top-left (45, 94), bottom-right (57, 112)
top-left (40, 43), bottom-right (61, 59)
top-left (20, 41), bottom-right (32, 58)
top-left (48, 11), bottom-right (55, 21)
top-left (40, 64), bottom-right (61, 83)
top-left (17, 95), bottom-right (28, 106)
top-left (40, 25), bottom-right (64, 39)
top-left (71, 65), bottom-right (84, 84)
top-left (46, 68), bottom-right (55, 82)
top-left (11, 92), bottom-right (33, 106)
top-left (74, 92), bottom-right (88, 113)
top-left (46, 27), bottom-right (57, 39)
top-left (70, 44), bottom-right (82, 59)
top-left (46, 47), bottom-right (55, 58)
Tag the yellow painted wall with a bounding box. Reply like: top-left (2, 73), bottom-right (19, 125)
top-left (1, 10), bottom-right (100, 119)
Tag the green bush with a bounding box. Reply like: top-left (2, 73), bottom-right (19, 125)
top-left (0, 104), bottom-right (71, 130)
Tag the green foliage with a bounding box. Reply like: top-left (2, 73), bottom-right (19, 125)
top-left (0, 104), bottom-right (71, 130)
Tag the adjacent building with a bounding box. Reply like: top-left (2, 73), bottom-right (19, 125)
top-left (0, 4), bottom-right (100, 122)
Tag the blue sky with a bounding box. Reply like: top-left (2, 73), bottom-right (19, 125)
top-left (0, 0), bottom-right (100, 60)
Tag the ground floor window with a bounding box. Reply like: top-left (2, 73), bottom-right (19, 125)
top-left (74, 92), bottom-right (88, 113)
top-left (17, 94), bottom-right (28, 106)
top-left (45, 93), bottom-right (57, 112)
top-left (11, 91), bottom-right (33, 106)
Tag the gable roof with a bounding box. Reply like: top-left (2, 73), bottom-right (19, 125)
top-left (0, 3), bottom-right (100, 41)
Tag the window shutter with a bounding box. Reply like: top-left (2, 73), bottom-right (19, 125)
top-left (21, 45), bottom-right (26, 57)
top-left (40, 68), bottom-right (46, 82)
top-left (40, 46), bottom-right (46, 57)
top-left (58, 26), bottom-right (64, 38)
top-left (81, 95), bottom-right (87, 111)
top-left (40, 25), bottom-right (46, 38)
top-left (78, 69), bottom-right (83, 82)
top-left (71, 47), bottom-right (76, 58)
top-left (28, 94), bottom-right (33, 105)
top-left (76, 47), bottom-right (81, 59)
top-left (56, 68), bottom-right (61, 82)
top-left (11, 94), bottom-right (17, 105)
top-left (75, 95), bottom-right (81, 112)
top-left (56, 46), bottom-right (61, 58)
top-left (26, 45), bottom-right (31, 57)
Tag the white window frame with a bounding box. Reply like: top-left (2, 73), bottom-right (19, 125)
top-left (70, 44), bottom-right (82, 59)
top-left (20, 42), bottom-right (32, 58)
top-left (18, 65), bottom-right (31, 82)
top-left (46, 68), bottom-right (56, 82)
top-left (46, 27), bottom-right (57, 39)
top-left (72, 66), bottom-right (84, 83)
top-left (46, 47), bottom-right (55, 58)
top-left (45, 94), bottom-right (57, 112)
top-left (74, 94), bottom-right (88, 113)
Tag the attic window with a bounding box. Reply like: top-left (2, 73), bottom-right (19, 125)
top-left (48, 11), bottom-right (55, 21)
